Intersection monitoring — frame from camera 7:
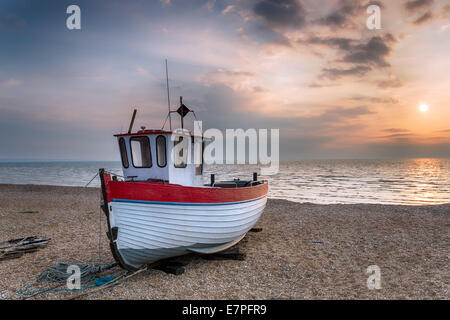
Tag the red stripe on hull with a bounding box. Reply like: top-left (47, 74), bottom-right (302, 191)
top-left (103, 174), bottom-right (268, 203)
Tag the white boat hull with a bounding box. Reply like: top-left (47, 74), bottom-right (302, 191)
top-left (108, 196), bottom-right (267, 269)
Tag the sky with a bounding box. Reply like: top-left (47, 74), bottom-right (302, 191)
top-left (0, 0), bottom-right (449, 161)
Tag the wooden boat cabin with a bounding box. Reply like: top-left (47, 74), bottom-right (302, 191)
top-left (114, 129), bottom-right (204, 187)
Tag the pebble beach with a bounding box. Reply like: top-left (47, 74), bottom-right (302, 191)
top-left (0, 184), bottom-right (448, 300)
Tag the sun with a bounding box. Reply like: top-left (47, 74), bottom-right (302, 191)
top-left (419, 104), bottom-right (429, 112)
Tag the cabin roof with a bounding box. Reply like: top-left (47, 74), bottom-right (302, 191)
top-left (114, 129), bottom-right (203, 138)
top-left (114, 129), bottom-right (171, 137)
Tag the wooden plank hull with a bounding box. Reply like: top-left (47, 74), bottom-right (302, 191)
top-left (109, 197), bottom-right (266, 269)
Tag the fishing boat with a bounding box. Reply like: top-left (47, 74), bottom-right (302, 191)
top-left (99, 99), bottom-right (268, 270)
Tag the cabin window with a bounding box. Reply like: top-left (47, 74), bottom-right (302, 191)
top-left (130, 136), bottom-right (152, 168)
top-left (156, 135), bottom-right (167, 167)
top-left (119, 137), bottom-right (129, 168)
top-left (174, 135), bottom-right (188, 168)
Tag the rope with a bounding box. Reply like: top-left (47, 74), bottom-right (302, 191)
top-left (4, 171), bottom-right (124, 298)
top-left (16, 263), bottom-right (122, 297)
top-left (37, 263), bottom-right (97, 284)
top-left (84, 172), bottom-right (99, 188)
top-left (161, 113), bottom-right (170, 130)
top-left (16, 276), bottom-right (120, 296)
top-left (98, 206), bottom-right (102, 266)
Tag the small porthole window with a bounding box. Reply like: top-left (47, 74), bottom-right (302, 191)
top-left (130, 136), bottom-right (152, 168)
top-left (119, 137), bottom-right (129, 168)
top-left (156, 135), bottom-right (167, 167)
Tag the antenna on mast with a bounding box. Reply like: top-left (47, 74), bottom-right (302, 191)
top-left (165, 59), bottom-right (172, 130)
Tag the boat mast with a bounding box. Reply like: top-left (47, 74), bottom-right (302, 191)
top-left (165, 59), bottom-right (172, 130)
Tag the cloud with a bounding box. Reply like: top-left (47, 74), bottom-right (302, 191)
top-left (222, 5), bottom-right (234, 15)
top-left (404, 0), bottom-right (434, 11)
top-left (349, 96), bottom-right (399, 104)
top-left (208, 69), bottom-right (254, 77)
top-left (201, 69), bottom-right (254, 82)
top-left (320, 66), bottom-right (371, 80)
top-left (300, 34), bottom-right (396, 82)
top-left (136, 66), bottom-right (150, 76)
top-left (413, 11), bottom-right (433, 25)
top-left (307, 82), bottom-right (340, 88)
top-left (199, 69), bottom-right (257, 92)
top-left (377, 76), bottom-right (403, 88)
top-left (160, 0), bottom-right (172, 7)
top-left (298, 36), bottom-right (355, 50)
top-left (380, 133), bottom-right (415, 139)
top-left (365, 1), bottom-right (385, 9)
top-left (340, 35), bottom-right (395, 67)
top-left (250, 23), bottom-right (293, 47)
top-left (203, 0), bottom-right (216, 11)
top-left (318, 106), bottom-right (375, 121)
top-left (444, 5), bottom-right (450, 18)
top-left (253, 85), bottom-right (268, 92)
top-left (383, 128), bottom-right (411, 133)
top-left (315, 0), bottom-right (362, 28)
top-left (253, 0), bottom-right (307, 29)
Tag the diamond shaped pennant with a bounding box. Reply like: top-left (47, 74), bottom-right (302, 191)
top-left (176, 104), bottom-right (190, 118)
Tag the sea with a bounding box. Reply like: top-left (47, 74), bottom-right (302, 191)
top-left (0, 159), bottom-right (449, 205)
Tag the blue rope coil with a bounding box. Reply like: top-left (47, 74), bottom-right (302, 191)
top-left (16, 264), bottom-right (120, 296)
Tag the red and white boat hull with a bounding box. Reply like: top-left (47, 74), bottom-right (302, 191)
top-left (100, 171), bottom-right (268, 270)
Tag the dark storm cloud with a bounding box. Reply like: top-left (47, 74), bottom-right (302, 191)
top-left (320, 65), bottom-right (371, 80)
top-left (404, 0), bottom-right (434, 11)
top-left (253, 0), bottom-right (306, 28)
top-left (413, 11), bottom-right (433, 24)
